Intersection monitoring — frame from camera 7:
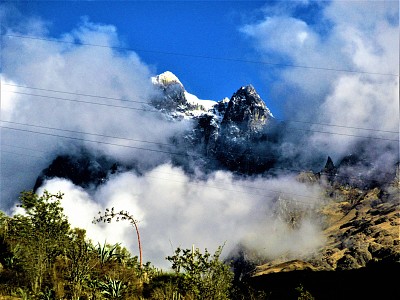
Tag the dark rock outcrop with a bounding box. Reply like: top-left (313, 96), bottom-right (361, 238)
top-left (221, 85), bottom-right (273, 133)
top-left (214, 85), bottom-right (277, 173)
top-left (33, 153), bottom-right (118, 191)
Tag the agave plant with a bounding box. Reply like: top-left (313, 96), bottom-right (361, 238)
top-left (39, 286), bottom-right (56, 300)
top-left (99, 276), bottom-right (126, 299)
top-left (16, 287), bottom-right (30, 300)
top-left (94, 241), bottom-right (121, 266)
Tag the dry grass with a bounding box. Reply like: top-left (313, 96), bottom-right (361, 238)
top-left (252, 185), bottom-right (399, 275)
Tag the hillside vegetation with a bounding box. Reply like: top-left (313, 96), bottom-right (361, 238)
top-left (0, 191), bottom-right (234, 300)
top-left (0, 168), bottom-right (399, 300)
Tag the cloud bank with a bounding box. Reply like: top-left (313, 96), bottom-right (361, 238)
top-left (240, 0), bottom-right (399, 165)
top-left (1, 15), bottom-right (190, 208)
top-left (36, 164), bottom-right (325, 268)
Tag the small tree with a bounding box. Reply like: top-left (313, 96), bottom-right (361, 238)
top-left (7, 190), bottom-right (70, 295)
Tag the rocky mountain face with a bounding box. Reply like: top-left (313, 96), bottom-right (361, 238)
top-left (150, 71), bottom-right (187, 113)
top-left (214, 85), bottom-right (278, 173)
top-left (33, 152), bottom-right (121, 191)
top-left (34, 71), bottom-right (281, 186)
top-left (221, 85), bottom-right (273, 132)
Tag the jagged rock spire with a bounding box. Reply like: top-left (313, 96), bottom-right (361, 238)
top-left (324, 156), bottom-right (335, 172)
top-left (222, 85), bottom-right (273, 132)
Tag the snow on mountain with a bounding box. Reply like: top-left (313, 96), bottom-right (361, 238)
top-left (184, 91), bottom-right (217, 116)
top-left (151, 71), bottom-right (183, 86)
top-left (151, 71), bottom-right (218, 119)
top-left (150, 72), bottom-right (280, 173)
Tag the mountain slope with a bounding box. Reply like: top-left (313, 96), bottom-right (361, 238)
top-left (247, 170), bottom-right (399, 299)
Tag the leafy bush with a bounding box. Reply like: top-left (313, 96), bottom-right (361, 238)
top-left (166, 245), bottom-right (233, 299)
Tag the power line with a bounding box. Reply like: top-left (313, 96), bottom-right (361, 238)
top-left (285, 126), bottom-right (398, 142)
top-left (0, 125), bottom-right (196, 158)
top-left (1, 122), bottom-right (396, 184)
top-left (4, 34), bottom-right (399, 77)
top-left (2, 119), bottom-right (398, 181)
top-left (2, 120), bottom-right (175, 148)
top-left (278, 118), bottom-right (399, 135)
top-left (5, 83), bottom-right (150, 106)
top-left (2, 136), bottom-right (395, 186)
top-left (9, 91), bottom-right (157, 113)
top-left (5, 83), bottom-right (399, 135)
top-left (2, 140), bottom-right (395, 207)
top-left (4, 90), bottom-right (399, 142)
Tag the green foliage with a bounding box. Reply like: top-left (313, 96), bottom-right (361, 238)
top-left (0, 189), bottom-right (269, 300)
top-left (99, 276), bottom-right (126, 299)
top-left (66, 228), bottom-right (96, 300)
top-left (0, 190), bottom-right (151, 299)
top-left (16, 287), bottom-right (30, 300)
top-left (296, 284), bottom-right (315, 300)
top-left (166, 245), bottom-right (233, 300)
top-left (142, 272), bottom-right (183, 299)
top-left (149, 281), bottom-right (184, 300)
top-left (0, 212), bottom-right (14, 271)
top-left (94, 241), bottom-right (122, 266)
top-left (38, 286), bottom-right (56, 300)
top-left (7, 191), bottom-right (70, 295)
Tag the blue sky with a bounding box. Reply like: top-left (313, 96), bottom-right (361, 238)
top-left (3, 1), bottom-right (398, 115)
top-left (6, 0), bottom-right (335, 118)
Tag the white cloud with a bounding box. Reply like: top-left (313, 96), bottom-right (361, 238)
top-left (38, 164), bottom-right (326, 269)
top-left (240, 0), bottom-right (399, 161)
top-left (1, 16), bottom-right (192, 207)
top-left (0, 77), bottom-right (21, 120)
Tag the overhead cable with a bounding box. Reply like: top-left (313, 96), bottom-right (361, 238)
top-left (4, 34), bottom-right (399, 77)
top-left (4, 84), bottom-right (399, 135)
top-left (4, 91), bottom-right (398, 142)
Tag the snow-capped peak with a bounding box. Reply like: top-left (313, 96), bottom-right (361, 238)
top-left (151, 71), bottom-right (182, 86)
